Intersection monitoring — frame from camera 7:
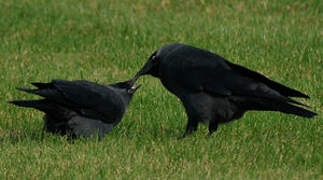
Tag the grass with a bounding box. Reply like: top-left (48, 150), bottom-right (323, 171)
top-left (0, 0), bottom-right (322, 179)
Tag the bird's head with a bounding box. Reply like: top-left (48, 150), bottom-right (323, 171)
top-left (130, 43), bottom-right (182, 85)
top-left (109, 80), bottom-right (141, 106)
top-left (129, 50), bottom-right (161, 85)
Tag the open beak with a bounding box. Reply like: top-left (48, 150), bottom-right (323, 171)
top-left (131, 84), bottom-right (142, 91)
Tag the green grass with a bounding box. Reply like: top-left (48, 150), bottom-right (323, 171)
top-left (0, 0), bottom-right (322, 179)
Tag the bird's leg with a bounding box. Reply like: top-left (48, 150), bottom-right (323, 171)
top-left (179, 95), bottom-right (202, 138)
top-left (208, 120), bottom-right (218, 136)
top-left (181, 117), bottom-right (198, 138)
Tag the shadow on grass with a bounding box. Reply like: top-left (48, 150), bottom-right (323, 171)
top-left (113, 120), bottom-right (184, 141)
top-left (0, 128), bottom-right (73, 145)
top-left (1, 120), bottom-right (203, 145)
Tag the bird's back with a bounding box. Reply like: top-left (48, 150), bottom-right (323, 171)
top-left (10, 80), bottom-right (130, 138)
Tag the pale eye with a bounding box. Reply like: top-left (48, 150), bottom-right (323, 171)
top-left (152, 55), bottom-right (157, 62)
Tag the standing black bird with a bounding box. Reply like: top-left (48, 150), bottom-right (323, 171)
top-left (9, 79), bottom-right (141, 139)
top-left (131, 43), bottom-right (317, 137)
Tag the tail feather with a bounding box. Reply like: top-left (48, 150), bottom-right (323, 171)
top-left (278, 103), bottom-right (317, 118)
top-left (16, 87), bottom-right (37, 94)
top-left (31, 82), bottom-right (54, 89)
top-left (9, 100), bottom-right (50, 112)
top-left (233, 97), bottom-right (317, 118)
top-left (9, 100), bottom-right (75, 120)
top-left (287, 98), bottom-right (311, 108)
top-left (16, 87), bottom-right (59, 99)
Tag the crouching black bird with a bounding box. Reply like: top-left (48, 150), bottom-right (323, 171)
top-left (9, 79), bottom-right (141, 139)
top-left (131, 43), bottom-right (317, 137)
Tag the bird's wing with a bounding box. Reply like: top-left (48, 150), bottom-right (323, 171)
top-left (226, 61), bottom-right (309, 98)
top-left (18, 80), bottom-right (122, 123)
top-left (51, 80), bottom-right (114, 107)
top-left (162, 46), bottom-right (233, 96)
top-left (50, 80), bottom-right (124, 123)
top-left (165, 46), bottom-right (309, 106)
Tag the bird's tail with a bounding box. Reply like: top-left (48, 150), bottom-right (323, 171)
top-left (9, 100), bottom-right (50, 112)
top-left (9, 100), bottom-right (75, 120)
top-left (234, 97), bottom-right (317, 118)
top-left (276, 103), bottom-right (317, 118)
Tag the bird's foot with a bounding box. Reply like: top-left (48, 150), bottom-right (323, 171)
top-left (207, 131), bottom-right (216, 138)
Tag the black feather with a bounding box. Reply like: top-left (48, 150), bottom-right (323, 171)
top-left (228, 62), bottom-right (310, 98)
top-left (132, 43), bottom-right (317, 138)
top-left (9, 79), bottom-right (141, 139)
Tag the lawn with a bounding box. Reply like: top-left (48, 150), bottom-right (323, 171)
top-left (0, 0), bottom-right (322, 179)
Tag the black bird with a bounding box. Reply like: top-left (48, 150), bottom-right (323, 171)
top-left (10, 79), bottom-right (141, 139)
top-left (131, 43), bottom-right (317, 137)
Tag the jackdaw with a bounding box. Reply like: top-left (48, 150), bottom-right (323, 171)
top-left (10, 79), bottom-right (141, 139)
top-left (131, 43), bottom-right (317, 137)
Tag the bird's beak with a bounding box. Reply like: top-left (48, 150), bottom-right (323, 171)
top-left (131, 84), bottom-right (142, 91)
top-left (129, 75), bottom-right (139, 87)
top-left (129, 60), bottom-right (153, 86)
top-left (129, 69), bottom-right (145, 86)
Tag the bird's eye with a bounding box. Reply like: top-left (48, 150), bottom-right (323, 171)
top-left (151, 55), bottom-right (157, 62)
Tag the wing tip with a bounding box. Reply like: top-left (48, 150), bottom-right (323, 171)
top-left (8, 100), bottom-right (29, 107)
top-left (16, 87), bottom-right (33, 93)
top-left (304, 111), bottom-right (317, 118)
top-left (7, 100), bottom-right (16, 104)
top-left (31, 82), bottom-right (54, 89)
top-left (294, 92), bottom-right (310, 99)
top-left (288, 98), bottom-right (312, 108)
